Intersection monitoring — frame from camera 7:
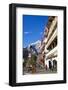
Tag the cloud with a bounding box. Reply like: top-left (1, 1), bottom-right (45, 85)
top-left (24, 32), bottom-right (32, 34)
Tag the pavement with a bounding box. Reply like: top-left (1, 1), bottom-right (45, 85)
top-left (23, 66), bottom-right (57, 75)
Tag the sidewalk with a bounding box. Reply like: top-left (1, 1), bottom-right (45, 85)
top-left (23, 66), bottom-right (57, 75)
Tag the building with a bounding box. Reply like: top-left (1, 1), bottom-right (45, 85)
top-left (41, 16), bottom-right (57, 70)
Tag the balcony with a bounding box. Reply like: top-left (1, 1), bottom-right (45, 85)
top-left (40, 43), bottom-right (45, 53)
top-left (47, 17), bottom-right (57, 42)
top-left (43, 38), bottom-right (47, 44)
top-left (46, 46), bottom-right (57, 60)
top-left (46, 28), bottom-right (57, 49)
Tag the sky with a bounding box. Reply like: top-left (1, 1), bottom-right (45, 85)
top-left (23, 15), bottom-right (49, 48)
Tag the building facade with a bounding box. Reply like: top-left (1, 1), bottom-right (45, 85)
top-left (40, 16), bottom-right (57, 70)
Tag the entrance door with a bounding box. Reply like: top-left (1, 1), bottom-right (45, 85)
top-left (49, 61), bottom-right (52, 70)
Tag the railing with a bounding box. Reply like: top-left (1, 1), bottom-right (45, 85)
top-left (46, 17), bottom-right (57, 43)
top-left (46, 28), bottom-right (57, 49)
top-left (46, 46), bottom-right (57, 59)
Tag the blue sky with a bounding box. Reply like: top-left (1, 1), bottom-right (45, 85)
top-left (23, 15), bottom-right (49, 48)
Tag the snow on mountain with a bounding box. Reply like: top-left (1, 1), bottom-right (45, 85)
top-left (28, 40), bottom-right (41, 53)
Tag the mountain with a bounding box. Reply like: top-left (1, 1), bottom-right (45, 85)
top-left (28, 40), bottom-right (41, 54)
